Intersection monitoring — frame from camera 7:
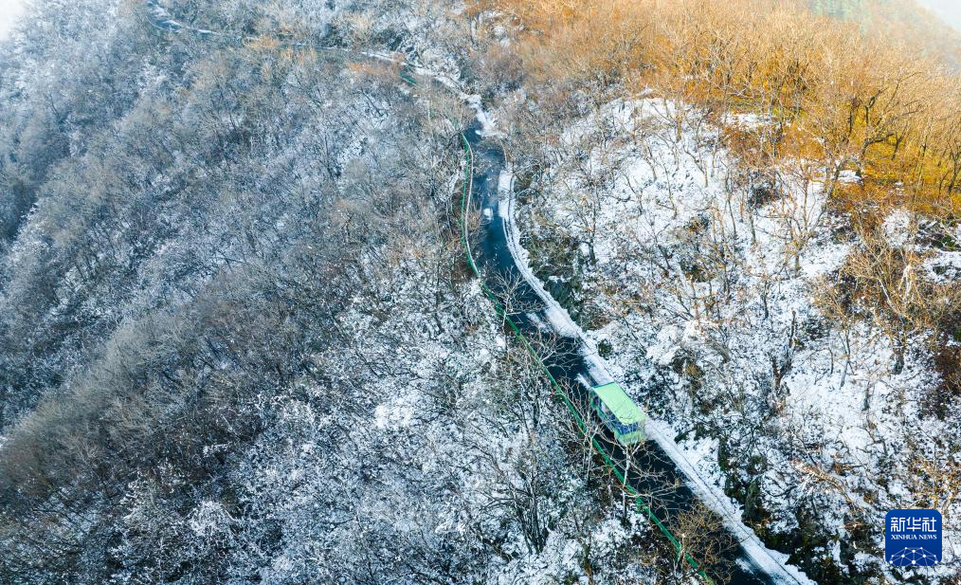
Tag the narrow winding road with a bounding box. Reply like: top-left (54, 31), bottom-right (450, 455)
top-left (461, 119), bottom-right (812, 585)
top-left (143, 6), bottom-right (812, 579)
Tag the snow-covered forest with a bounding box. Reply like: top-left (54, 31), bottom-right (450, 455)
top-left (0, 0), bottom-right (957, 584)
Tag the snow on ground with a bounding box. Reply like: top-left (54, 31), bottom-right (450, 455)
top-left (496, 164), bottom-right (616, 385)
top-left (493, 102), bottom-right (815, 582)
top-left (513, 96), bottom-right (958, 581)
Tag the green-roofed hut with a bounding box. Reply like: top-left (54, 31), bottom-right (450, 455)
top-left (590, 382), bottom-right (648, 445)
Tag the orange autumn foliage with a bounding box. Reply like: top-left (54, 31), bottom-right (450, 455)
top-left (480, 0), bottom-right (961, 218)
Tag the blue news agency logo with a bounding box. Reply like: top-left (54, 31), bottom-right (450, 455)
top-left (885, 509), bottom-right (942, 567)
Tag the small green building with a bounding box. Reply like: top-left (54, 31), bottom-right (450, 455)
top-left (590, 382), bottom-right (648, 445)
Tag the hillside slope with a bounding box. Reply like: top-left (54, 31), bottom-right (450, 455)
top-left (0, 2), bottom-right (680, 583)
top-left (812, 0), bottom-right (961, 68)
top-left (470, 0), bottom-right (960, 582)
top-left (0, 1), bottom-right (957, 583)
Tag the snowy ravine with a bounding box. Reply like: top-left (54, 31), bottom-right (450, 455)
top-left (510, 96), bottom-right (960, 583)
top-left (460, 92), bottom-right (814, 583)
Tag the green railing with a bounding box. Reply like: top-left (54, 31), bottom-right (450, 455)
top-left (457, 133), bottom-right (714, 583)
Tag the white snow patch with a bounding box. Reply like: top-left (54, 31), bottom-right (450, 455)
top-left (923, 249), bottom-right (961, 284)
top-left (374, 394), bottom-right (416, 430)
top-left (882, 208), bottom-right (913, 248)
top-left (837, 169), bottom-right (862, 184)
